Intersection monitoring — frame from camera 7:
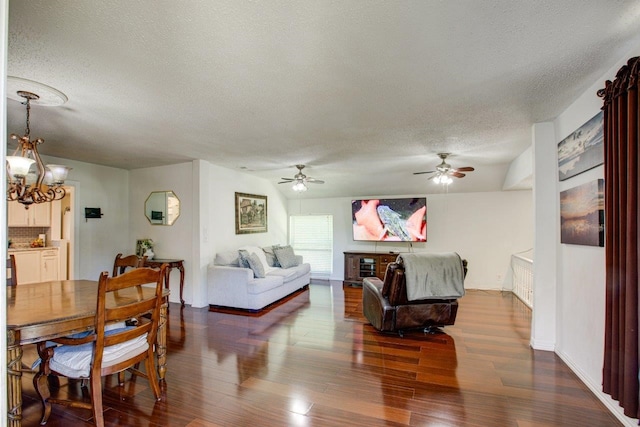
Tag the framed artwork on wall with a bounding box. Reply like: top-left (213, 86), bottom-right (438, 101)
top-left (558, 111), bottom-right (604, 181)
top-left (560, 179), bottom-right (604, 247)
top-left (235, 192), bottom-right (268, 234)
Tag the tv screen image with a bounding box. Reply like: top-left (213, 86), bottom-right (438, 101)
top-left (351, 198), bottom-right (426, 242)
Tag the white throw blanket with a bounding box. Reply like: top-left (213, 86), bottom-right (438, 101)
top-left (398, 252), bottom-right (465, 301)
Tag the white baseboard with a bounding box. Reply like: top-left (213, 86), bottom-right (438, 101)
top-left (556, 349), bottom-right (637, 427)
top-left (530, 338), bottom-right (555, 351)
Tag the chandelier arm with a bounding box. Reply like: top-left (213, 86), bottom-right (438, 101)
top-left (47, 186), bottom-right (66, 201)
top-left (31, 140), bottom-right (47, 189)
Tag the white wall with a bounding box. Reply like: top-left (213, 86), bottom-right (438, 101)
top-left (531, 122), bottom-right (558, 351)
top-left (548, 48), bottom-right (640, 426)
top-left (202, 163), bottom-right (289, 252)
top-left (42, 155), bottom-right (130, 281)
top-left (130, 162), bottom-right (194, 305)
top-left (196, 162), bottom-right (289, 307)
top-left (288, 191), bottom-right (533, 289)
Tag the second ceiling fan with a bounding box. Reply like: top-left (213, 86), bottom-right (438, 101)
top-left (413, 153), bottom-right (475, 184)
top-left (278, 165), bottom-right (324, 192)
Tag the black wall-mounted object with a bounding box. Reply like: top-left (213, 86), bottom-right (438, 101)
top-left (151, 210), bottom-right (164, 220)
top-left (85, 207), bottom-right (103, 219)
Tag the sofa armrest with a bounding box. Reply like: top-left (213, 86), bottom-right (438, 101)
top-left (207, 264), bottom-right (253, 307)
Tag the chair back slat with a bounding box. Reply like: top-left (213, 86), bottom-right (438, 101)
top-left (104, 322), bottom-right (153, 348)
top-left (106, 298), bottom-right (157, 323)
top-left (7, 254), bottom-right (17, 287)
top-left (112, 253), bottom-right (147, 277)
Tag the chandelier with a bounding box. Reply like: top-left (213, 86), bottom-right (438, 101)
top-left (6, 90), bottom-right (71, 208)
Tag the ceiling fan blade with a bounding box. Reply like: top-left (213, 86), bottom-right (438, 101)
top-left (278, 180), bottom-right (294, 184)
top-left (454, 166), bottom-right (475, 172)
top-left (413, 170), bottom-right (436, 175)
top-left (451, 171), bottom-right (466, 178)
top-left (307, 178), bottom-right (324, 184)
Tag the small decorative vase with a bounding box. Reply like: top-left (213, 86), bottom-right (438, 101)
top-left (144, 248), bottom-right (155, 260)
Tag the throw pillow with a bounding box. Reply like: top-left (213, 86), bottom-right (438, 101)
top-left (264, 251), bottom-right (278, 267)
top-left (273, 245), bottom-right (298, 269)
top-left (238, 250), bottom-right (251, 268)
top-left (247, 252), bottom-right (266, 278)
top-left (263, 245), bottom-right (282, 267)
top-left (214, 251), bottom-right (240, 266)
top-left (239, 246), bottom-right (273, 273)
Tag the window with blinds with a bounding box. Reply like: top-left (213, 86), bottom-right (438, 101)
top-left (289, 215), bottom-right (333, 279)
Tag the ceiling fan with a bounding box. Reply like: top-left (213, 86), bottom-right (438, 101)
top-left (413, 153), bottom-right (475, 184)
top-left (278, 165), bottom-right (325, 192)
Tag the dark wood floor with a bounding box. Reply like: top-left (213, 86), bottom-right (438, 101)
top-left (17, 281), bottom-right (621, 426)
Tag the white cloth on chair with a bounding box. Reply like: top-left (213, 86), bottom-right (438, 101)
top-left (48, 325), bottom-right (148, 378)
top-left (398, 252), bottom-right (465, 301)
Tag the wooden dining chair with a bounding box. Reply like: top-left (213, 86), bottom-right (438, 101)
top-left (113, 252), bottom-right (153, 383)
top-left (33, 264), bottom-right (168, 427)
top-left (112, 253), bottom-right (147, 276)
top-left (6, 254), bottom-right (39, 373)
top-left (7, 254), bottom-right (17, 286)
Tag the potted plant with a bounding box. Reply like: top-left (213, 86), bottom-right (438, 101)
top-left (141, 239), bottom-right (155, 260)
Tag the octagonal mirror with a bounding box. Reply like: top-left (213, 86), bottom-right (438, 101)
top-left (145, 191), bottom-right (180, 225)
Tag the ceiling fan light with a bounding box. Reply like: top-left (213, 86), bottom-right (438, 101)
top-left (443, 175), bottom-right (453, 185)
top-left (433, 175), bottom-right (441, 184)
top-left (292, 181), bottom-right (307, 192)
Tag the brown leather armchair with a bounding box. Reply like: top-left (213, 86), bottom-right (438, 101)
top-left (362, 258), bottom-right (467, 336)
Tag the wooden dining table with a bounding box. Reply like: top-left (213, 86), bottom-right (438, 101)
top-left (6, 280), bottom-right (170, 427)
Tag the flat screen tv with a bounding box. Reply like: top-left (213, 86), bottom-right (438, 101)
top-left (351, 197), bottom-right (426, 242)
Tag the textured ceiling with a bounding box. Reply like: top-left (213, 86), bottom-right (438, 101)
top-left (7, 1), bottom-right (640, 198)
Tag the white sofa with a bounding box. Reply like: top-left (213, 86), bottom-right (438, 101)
top-left (207, 246), bottom-right (311, 312)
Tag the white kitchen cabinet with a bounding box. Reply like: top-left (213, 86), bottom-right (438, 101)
top-left (11, 248), bottom-right (60, 284)
top-left (32, 203), bottom-right (51, 226)
top-left (12, 251), bottom-right (41, 284)
top-left (41, 249), bottom-right (59, 282)
top-left (8, 201), bottom-right (29, 226)
top-left (8, 201), bottom-right (51, 227)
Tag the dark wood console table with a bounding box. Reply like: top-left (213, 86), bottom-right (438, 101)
top-left (343, 251), bottom-right (399, 286)
top-left (145, 258), bottom-right (185, 306)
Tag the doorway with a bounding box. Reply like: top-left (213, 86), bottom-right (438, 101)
top-left (50, 184), bottom-right (76, 279)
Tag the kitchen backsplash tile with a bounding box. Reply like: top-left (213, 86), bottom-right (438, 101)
top-left (8, 227), bottom-right (50, 247)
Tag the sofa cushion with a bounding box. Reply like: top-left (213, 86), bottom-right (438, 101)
top-left (247, 252), bottom-right (266, 278)
top-left (246, 275), bottom-right (283, 295)
top-left (266, 268), bottom-right (298, 282)
top-left (267, 263), bottom-right (311, 282)
top-left (274, 245), bottom-right (299, 269)
top-left (214, 251), bottom-right (240, 266)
